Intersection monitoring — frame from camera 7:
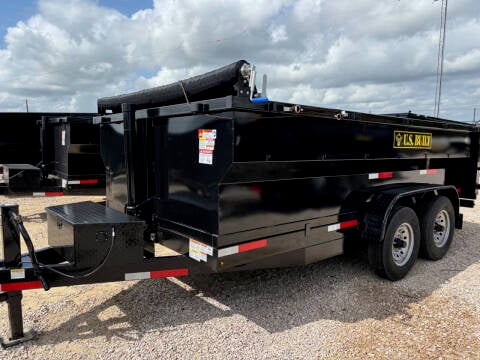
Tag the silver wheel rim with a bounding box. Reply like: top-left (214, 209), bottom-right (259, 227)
top-left (392, 223), bottom-right (414, 266)
top-left (433, 209), bottom-right (450, 248)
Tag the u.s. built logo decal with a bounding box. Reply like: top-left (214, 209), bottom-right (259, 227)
top-left (393, 130), bottom-right (432, 150)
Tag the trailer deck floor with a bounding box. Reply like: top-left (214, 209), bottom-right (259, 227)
top-left (1, 195), bottom-right (479, 359)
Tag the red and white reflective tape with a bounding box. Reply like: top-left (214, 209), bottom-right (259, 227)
top-left (327, 219), bottom-right (359, 232)
top-left (218, 239), bottom-right (267, 258)
top-left (420, 169), bottom-right (439, 175)
top-left (125, 268), bottom-right (188, 281)
top-left (68, 179), bottom-right (99, 185)
top-left (368, 172), bottom-right (393, 180)
top-left (33, 191), bottom-right (64, 197)
top-left (0, 281), bottom-right (43, 292)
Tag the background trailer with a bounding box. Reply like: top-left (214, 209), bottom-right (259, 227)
top-left (0, 113), bottom-right (105, 195)
top-left (0, 60), bottom-right (478, 347)
top-left (0, 112), bottom-right (70, 165)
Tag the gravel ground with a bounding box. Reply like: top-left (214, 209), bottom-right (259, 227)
top-left (0, 195), bottom-right (479, 359)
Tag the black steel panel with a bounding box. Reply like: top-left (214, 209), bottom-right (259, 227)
top-left (222, 239), bottom-right (343, 271)
top-left (0, 113), bottom-right (47, 165)
top-left (46, 116), bottom-right (105, 181)
top-left (218, 170), bottom-right (445, 237)
top-left (143, 113), bottom-right (234, 234)
top-left (225, 247), bottom-right (308, 271)
top-left (304, 239), bottom-right (343, 265)
top-left (100, 121), bottom-right (127, 212)
top-left (232, 111), bottom-right (471, 162)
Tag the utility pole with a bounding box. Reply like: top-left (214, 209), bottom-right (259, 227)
top-left (474, 107), bottom-right (477, 124)
top-left (25, 99), bottom-right (29, 112)
top-left (433, 0), bottom-right (448, 118)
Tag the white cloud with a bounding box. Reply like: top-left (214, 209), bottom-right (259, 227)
top-left (270, 25), bottom-right (288, 43)
top-left (0, 0), bottom-right (479, 120)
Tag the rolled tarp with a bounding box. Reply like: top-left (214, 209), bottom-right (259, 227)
top-left (97, 60), bottom-right (249, 114)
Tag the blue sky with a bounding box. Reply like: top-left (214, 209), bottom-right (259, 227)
top-left (0, 0), bottom-right (153, 45)
top-left (0, 0), bottom-right (478, 121)
top-left (96, 0), bottom-right (153, 14)
top-left (0, 1), bottom-right (36, 42)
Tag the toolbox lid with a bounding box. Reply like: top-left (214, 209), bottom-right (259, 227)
top-left (46, 201), bottom-right (144, 225)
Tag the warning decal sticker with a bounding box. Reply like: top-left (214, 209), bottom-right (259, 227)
top-left (189, 238), bottom-right (213, 262)
top-left (198, 129), bottom-right (216, 165)
top-left (10, 269), bottom-right (25, 280)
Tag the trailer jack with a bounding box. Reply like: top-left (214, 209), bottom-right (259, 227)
top-left (0, 204), bottom-right (38, 348)
top-left (0, 291), bottom-right (36, 348)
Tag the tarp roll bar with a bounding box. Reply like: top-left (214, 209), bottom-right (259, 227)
top-left (97, 60), bottom-right (249, 114)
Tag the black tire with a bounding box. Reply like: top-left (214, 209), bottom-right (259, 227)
top-left (368, 207), bottom-right (420, 281)
top-left (419, 196), bottom-right (455, 260)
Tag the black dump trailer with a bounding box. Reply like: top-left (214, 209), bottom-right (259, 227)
top-left (39, 115), bottom-right (105, 193)
top-left (0, 113), bottom-right (104, 195)
top-left (0, 112), bottom-right (70, 192)
top-left (0, 60), bottom-right (478, 347)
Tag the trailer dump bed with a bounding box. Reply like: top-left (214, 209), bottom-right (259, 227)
top-left (95, 60), bottom-right (478, 273)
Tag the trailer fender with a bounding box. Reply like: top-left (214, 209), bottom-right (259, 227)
top-left (360, 185), bottom-right (460, 244)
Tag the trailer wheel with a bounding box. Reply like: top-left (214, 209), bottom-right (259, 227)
top-left (419, 196), bottom-right (455, 260)
top-left (368, 206), bottom-right (420, 281)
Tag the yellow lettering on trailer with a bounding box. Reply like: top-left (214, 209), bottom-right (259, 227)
top-left (393, 130), bottom-right (432, 150)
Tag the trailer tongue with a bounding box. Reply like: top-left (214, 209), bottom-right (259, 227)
top-left (1, 60), bottom-right (478, 347)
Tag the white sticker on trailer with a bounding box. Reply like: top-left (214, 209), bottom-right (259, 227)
top-left (189, 238), bottom-right (213, 262)
top-left (199, 149), bottom-right (213, 165)
top-left (189, 239), bottom-right (213, 255)
top-left (199, 129), bottom-right (216, 139)
top-left (198, 129), bottom-right (216, 165)
top-left (199, 139), bottom-right (216, 150)
top-left (10, 269), bottom-right (25, 280)
top-left (189, 249), bottom-right (207, 262)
